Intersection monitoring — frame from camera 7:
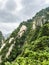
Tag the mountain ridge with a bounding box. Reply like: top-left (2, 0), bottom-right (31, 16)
top-left (0, 7), bottom-right (49, 65)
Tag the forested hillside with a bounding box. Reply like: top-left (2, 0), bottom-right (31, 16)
top-left (0, 7), bottom-right (49, 65)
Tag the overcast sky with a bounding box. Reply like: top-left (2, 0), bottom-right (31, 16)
top-left (0, 0), bottom-right (49, 36)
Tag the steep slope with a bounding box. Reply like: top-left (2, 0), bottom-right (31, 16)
top-left (0, 20), bottom-right (33, 64)
top-left (5, 23), bottom-right (49, 65)
top-left (0, 7), bottom-right (49, 65)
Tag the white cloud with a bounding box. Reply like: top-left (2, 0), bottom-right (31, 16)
top-left (11, 0), bottom-right (23, 14)
top-left (0, 0), bottom-right (7, 9)
top-left (45, 0), bottom-right (49, 4)
top-left (15, 0), bottom-right (23, 11)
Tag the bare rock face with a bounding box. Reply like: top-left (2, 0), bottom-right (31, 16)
top-left (0, 44), bottom-right (6, 52)
top-left (32, 16), bottom-right (47, 30)
top-left (6, 44), bottom-right (14, 58)
top-left (9, 37), bottom-right (14, 44)
top-left (18, 25), bottom-right (27, 37)
top-left (32, 21), bottom-right (36, 30)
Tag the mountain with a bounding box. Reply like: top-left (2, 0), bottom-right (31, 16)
top-left (0, 7), bottom-right (49, 65)
top-left (0, 31), bottom-right (4, 48)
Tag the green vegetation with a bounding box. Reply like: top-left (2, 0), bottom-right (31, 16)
top-left (0, 7), bottom-right (49, 65)
top-left (5, 23), bottom-right (49, 65)
top-left (0, 31), bottom-right (4, 47)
